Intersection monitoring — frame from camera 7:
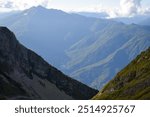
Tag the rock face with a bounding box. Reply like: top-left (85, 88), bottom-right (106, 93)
top-left (93, 48), bottom-right (150, 100)
top-left (0, 27), bottom-right (98, 100)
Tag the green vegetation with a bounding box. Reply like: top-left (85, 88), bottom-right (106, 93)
top-left (93, 48), bottom-right (150, 100)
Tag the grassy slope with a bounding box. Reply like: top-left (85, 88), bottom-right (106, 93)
top-left (93, 47), bottom-right (150, 100)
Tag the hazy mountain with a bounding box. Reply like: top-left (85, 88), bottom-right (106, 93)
top-left (75, 12), bottom-right (109, 19)
top-left (0, 6), bottom-right (102, 69)
top-left (66, 24), bottom-right (150, 89)
top-left (0, 27), bottom-right (98, 100)
top-left (0, 11), bottom-right (19, 20)
top-left (111, 15), bottom-right (150, 24)
top-left (139, 17), bottom-right (150, 26)
top-left (75, 13), bottom-right (150, 25)
top-left (93, 48), bottom-right (150, 100)
top-left (0, 6), bottom-right (150, 90)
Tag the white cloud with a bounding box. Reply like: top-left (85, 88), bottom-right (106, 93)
top-left (69, 0), bottom-right (150, 18)
top-left (107, 0), bottom-right (150, 18)
top-left (120, 0), bottom-right (142, 16)
top-left (0, 0), bottom-right (51, 11)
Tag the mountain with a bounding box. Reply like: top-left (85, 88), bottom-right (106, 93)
top-left (0, 6), bottom-right (150, 90)
top-left (93, 48), bottom-right (150, 100)
top-left (75, 12), bottom-right (109, 19)
top-left (0, 6), bottom-right (100, 69)
top-left (139, 17), bottom-right (150, 26)
top-left (74, 13), bottom-right (150, 25)
top-left (0, 27), bottom-right (98, 100)
top-left (65, 24), bottom-right (150, 89)
top-left (111, 15), bottom-right (149, 24)
top-left (0, 11), bottom-right (19, 20)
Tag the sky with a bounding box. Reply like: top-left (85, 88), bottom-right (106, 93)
top-left (0, 0), bottom-right (150, 17)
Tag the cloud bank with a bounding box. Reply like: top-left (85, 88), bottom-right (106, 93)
top-left (71, 0), bottom-right (150, 18)
top-left (0, 0), bottom-right (50, 10)
top-left (120, 0), bottom-right (142, 16)
top-left (106, 0), bottom-right (150, 18)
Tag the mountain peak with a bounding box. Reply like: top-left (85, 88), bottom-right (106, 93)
top-left (0, 26), bottom-right (16, 42)
top-left (28, 5), bottom-right (66, 13)
top-left (25, 5), bottom-right (48, 13)
top-left (24, 5), bottom-right (68, 17)
top-left (30, 5), bottom-right (47, 11)
top-left (0, 27), bottom-right (11, 32)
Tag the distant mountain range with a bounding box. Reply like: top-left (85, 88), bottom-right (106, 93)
top-left (0, 6), bottom-right (150, 89)
top-left (139, 17), bottom-right (150, 26)
top-left (93, 48), bottom-right (150, 100)
top-left (111, 16), bottom-right (148, 24)
top-left (0, 27), bottom-right (98, 99)
top-left (73, 12), bottom-right (150, 25)
top-left (75, 12), bottom-right (109, 19)
top-left (0, 11), bottom-right (19, 20)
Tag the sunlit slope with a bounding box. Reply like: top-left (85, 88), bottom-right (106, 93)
top-left (93, 48), bottom-right (150, 100)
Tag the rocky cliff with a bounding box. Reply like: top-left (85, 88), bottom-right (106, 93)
top-left (0, 27), bottom-right (98, 100)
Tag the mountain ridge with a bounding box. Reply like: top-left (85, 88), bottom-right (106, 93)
top-left (0, 27), bottom-right (98, 100)
top-left (139, 17), bottom-right (150, 26)
top-left (0, 6), bottom-right (150, 90)
top-left (93, 48), bottom-right (150, 100)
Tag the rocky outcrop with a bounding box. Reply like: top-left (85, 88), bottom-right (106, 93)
top-left (0, 27), bottom-right (98, 100)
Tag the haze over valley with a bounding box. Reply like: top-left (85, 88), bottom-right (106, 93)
top-left (0, 0), bottom-right (150, 99)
